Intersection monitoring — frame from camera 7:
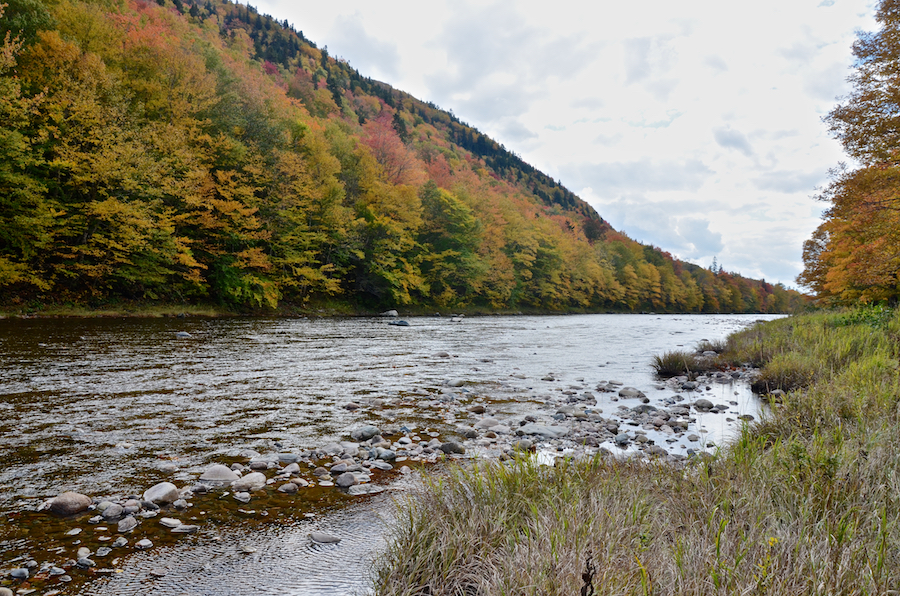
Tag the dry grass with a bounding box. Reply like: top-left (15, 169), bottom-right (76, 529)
top-left (372, 307), bottom-right (900, 595)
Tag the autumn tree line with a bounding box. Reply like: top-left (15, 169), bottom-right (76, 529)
top-left (799, 0), bottom-right (900, 305)
top-left (0, 0), bottom-right (803, 313)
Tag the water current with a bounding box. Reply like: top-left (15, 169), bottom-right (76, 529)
top-left (0, 313), bottom-right (782, 594)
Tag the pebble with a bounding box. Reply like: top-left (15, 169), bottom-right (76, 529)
top-left (136, 539), bottom-right (153, 550)
top-left (142, 482), bottom-right (180, 505)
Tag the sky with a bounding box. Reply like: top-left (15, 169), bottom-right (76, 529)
top-left (252, 0), bottom-right (878, 287)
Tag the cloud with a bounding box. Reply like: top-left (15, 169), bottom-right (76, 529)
top-left (713, 127), bottom-right (754, 157)
top-left (753, 169), bottom-right (825, 193)
top-left (570, 97), bottom-right (605, 110)
top-left (703, 55), bottom-right (728, 72)
top-left (328, 14), bottom-right (401, 80)
top-left (565, 158), bottom-right (712, 196)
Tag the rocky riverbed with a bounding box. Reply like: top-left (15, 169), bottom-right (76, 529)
top-left (0, 313), bottom-right (777, 594)
top-left (3, 361), bottom-right (760, 594)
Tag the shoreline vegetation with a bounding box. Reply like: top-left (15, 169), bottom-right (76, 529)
top-left (371, 306), bottom-right (900, 595)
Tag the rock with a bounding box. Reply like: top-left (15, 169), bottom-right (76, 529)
top-left (380, 310), bottom-right (399, 317)
top-left (335, 472), bottom-right (357, 488)
top-left (282, 463), bottom-right (301, 475)
top-left (348, 484), bottom-right (385, 496)
top-left (433, 351), bottom-right (451, 358)
top-left (117, 516), bottom-right (138, 533)
top-left (277, 452), bottom-right (300, 463)
top-left (343, 402), bottom-right (361, 410)
top-left (618, 387), bottom-right (646, 399)
top-left (517, 424), bottom-right (569, 439)
top-left (475, 417), bottom-right (501, 429)
top-left (112, 537), bottom-right (128, 548)
top-left (233, 492), bottom-right (251, 503)
top-left (136, 538), bottom-right (153, 550)
top-left (647, 445), bottom-right (668, 457)
top-left (468, 405), bottom-right (486, 414)
top-left (95, 546), bottom-right (112, 557)
top-left (278, 483), bottom-right (298, 494)
top-left (171, 524), bottom-right (199, 533)
top-left (173, 499), bottom-right (189, 510)
top-left (388, 320), bottom-right (409, 326)
top-left (351, 425), bottom-right (381, 441)
top-left (77, 547), bottom-right (92, 559)
top-left (76, 557), bottom-right (95, 568)
top-left (682, 381), bottom-right (699, 391)
top-left (614, 433), bottom-right (631, 446)
top-left (174, 331), bottom-right (192, 339)
top-left (248, 460), bottom-right (270, 470)
top-left (447, 379), bottom-right (465, 387)
top-left (232, 472), bottom-right (267, 492)
top-left (159, 517), bottom-right (182, 529)
top-left (369, 460), bottom-right (393, 471)
top-left (439, 441), bottom-right (465, 455)
top-left (374, 447), bottom-right (396, 461)
top-left (200, 464), bottom-right (240, 482)
top-left (0, 588), bottom-right (14, 596)
top-left (142, 482), bottom-right (180, 505)
top-left (49, 492), bottom-right (92, 516)
top-left (309, 532), bottom-right (341, 544)
top-left (693, 399), bottom-right (714, 411)
top-left (10, 568), bottom-right (28, 579)
top-left (149, 568), bottom-right (168, 578)
top-left (512, 439), bottom-right (534, 451)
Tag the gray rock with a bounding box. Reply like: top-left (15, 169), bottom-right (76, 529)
top-left (374, 447), bottom-right (396, 461)
top-left (199, 464), bottom-right (239, 482)
top-left (618, 387), bottom-right (646, 399)
top-left (439, 441), bottom-right (465, 455)
top-left (309, 532), bottom-right (341, 544)
top-left (0, 587), bottom-right (14, 596)
top-left (101, 503), bottom-right (124, 519)
top-left (277, 452), bottom-right (300, 463)
top-left (49, 492), bottom-right (92, 516)
top-left (174, 331), bottom-right (192, 339)
top-left (614, 433), bottom-right (631, 446)
top-left (232, 472), bottom-right (266, 492)
top-left (160, 517), bottom-right (182, 528)
top-left (512, 439), bottom-right (534, 451)
top-left (172, 499), bottom-right (189, 510)
top-left (693, 399), bottom-right (714, 411)
top-left (278, 483), bottom-right (298, 494)
top-left (388, 320), bottom-right (409, 326)
top-left (76, 557), bottom-right (95, 568)
top-left (142, 482), bottom-right (180, 505)
top-left (10, 568), bottom-right (28, 579)
top-left (136, 538), bottom-right (153, 549)
top-left (348, 484), bottom-right (385, 496)
top-left (112, 537), bottom-right (128, 548)
top-left (335, 472), bottom-right (357, 488)
top-left (323, 443), bottom-right (344, 455)
top-left (517, 424), bottom-right (569, 439)
top-left (171, 524), bottom-right (199, 533)
top-left (447, 379), bottom-right (465, 387)
top-left (369, 460), bottom-right (393, 471)
top-left (117, 516), bottom-right (138, 533)
top-left (380, 310), bottom-right (399, 317)
top-left (233, 492), bottom-right (251, 503)
top-left (351, 425), bottom-right (381, 441)
top-left (95, 546), bottom-right (112, 557)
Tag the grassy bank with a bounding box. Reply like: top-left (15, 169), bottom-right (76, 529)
top-left (372, 307), bottom-right (900, 595)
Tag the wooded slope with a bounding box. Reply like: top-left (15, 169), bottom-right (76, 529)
top-left (0, 0), bottom-right (804, 312)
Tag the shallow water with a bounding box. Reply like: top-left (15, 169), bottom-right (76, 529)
top-left (0, 313), bottom-right (780, 594)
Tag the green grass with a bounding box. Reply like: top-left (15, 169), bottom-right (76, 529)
top-left (372, 307), bottom-right (900, 595)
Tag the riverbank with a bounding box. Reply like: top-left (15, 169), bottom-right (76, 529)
top-left (371, 307), bottom-right (900, 595)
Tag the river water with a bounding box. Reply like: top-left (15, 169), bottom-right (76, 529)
top-left (0, 313), bottom-right (780, 594)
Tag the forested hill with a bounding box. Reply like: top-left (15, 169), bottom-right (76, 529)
top-left (0, 0), bottom-right (805, 313)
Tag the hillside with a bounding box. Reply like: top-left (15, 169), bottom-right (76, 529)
top-left (0, 0), bottom-right (805, 313)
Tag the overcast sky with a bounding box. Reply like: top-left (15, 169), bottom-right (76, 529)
top-left (252, 0), bottom-right (878, 286)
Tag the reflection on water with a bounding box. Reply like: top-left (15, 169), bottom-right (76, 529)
top-left (0, 313), bottom-right (780, 594)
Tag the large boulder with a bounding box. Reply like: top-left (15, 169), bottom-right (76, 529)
top-left (142, 482), bottom-right (180, 505)
top-left (49, 492), bottom-right (92, 516)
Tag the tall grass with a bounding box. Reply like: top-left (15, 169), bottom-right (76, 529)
top-left (372, 307), bottom-right (900, 595)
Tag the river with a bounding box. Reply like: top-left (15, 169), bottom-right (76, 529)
top-left (0, 313), bottom-right (781, 594)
